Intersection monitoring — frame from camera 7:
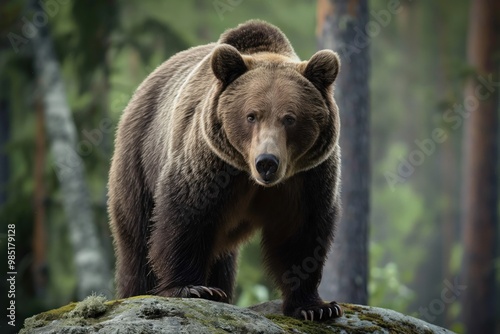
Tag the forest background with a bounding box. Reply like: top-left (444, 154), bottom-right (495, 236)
top-left (0, 1), bottom-right (498, 333)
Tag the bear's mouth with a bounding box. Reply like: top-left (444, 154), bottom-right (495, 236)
top-left (255, 179), bottom-right (277, 187)
top-left (257, 178), bottom-right (275, 186)
top-left (252, 173), bottom-right (282, 187)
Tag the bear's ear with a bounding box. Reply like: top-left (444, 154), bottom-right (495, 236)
top-left (302, 50), bottom-right (340, 90)
top-left (211, 44), bottom-right (249, 86)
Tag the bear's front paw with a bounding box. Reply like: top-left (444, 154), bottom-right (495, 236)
top-left (295, 301), bottom-right (343, 321)
top-left (159, 285), bottom-right (228, 302)
top-left (186, 285), bottom-right (228, 302)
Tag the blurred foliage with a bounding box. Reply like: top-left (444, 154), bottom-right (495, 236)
top-left (0, 1), bottom-right (497, 334)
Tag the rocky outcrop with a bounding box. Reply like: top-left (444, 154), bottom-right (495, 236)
top-left (21, 295), bottom-right (455, 333)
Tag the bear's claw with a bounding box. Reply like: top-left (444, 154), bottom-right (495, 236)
top-left (187, 285), bottom-right (228, 302)
top-left (298, 301), bottom-right (342, 321)
top-left (188, 287), bottom-right (201, 298)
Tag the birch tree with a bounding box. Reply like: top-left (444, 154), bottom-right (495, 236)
top-left (31, 4), bottom-right (112, 299)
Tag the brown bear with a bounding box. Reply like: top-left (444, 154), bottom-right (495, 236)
top-left (108, 20), bottom-right (342, 321)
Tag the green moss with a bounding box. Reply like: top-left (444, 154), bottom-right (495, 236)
top-left (178, 300), bottom-right (237, 334)
top-left (266, 313), bottom-right (382, 334)
top-left (117, 294), bottom-right (155, 301)
top-left (265, 303), bottom-right (434, 334)
top-left (20, 302), bottom-right (78, 334)
top-left (343, 303), bottom-right (367, 314)
top-left (20, 295), bottom-right (129, 334)
top-left (69, 295), bottom-right (108, 318)
top-left (354, 310), bottom-right (433, 334)
top-left (104, 299), bottom-right (123, 308)
top-left (267, 314), bottom-right (340, 334)
top-left (176, 298), bottom-right (286, 334)
top-left (33, 302), bottom-right (78, 322)
top-left (140, 303), bottom-right (186, 319)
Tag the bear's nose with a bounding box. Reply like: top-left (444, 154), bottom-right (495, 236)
top-left (255, 154), bottom-right (279, 182)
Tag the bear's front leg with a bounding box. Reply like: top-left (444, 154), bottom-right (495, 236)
top-left (262, 161), bottom-right (342, 321)
top-left (148, 213), bottom-right (229, 302)
top-left (262, 226), bottom-right (343, 321)
top-left (147, 171), bottom-right (231, 303)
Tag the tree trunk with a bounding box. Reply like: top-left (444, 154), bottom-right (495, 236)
top-left (317, 0), bottom-right (370, 304)
top-left (461, 0), bottom-right (499, 333)
top-left (31, 3), bottom-right (112, 299)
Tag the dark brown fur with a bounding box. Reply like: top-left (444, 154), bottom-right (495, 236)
top-left (108, 20), bottom-right (342, 321)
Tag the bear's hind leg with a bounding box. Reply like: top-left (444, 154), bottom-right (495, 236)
top-left (108, 138), bottom-right (157, 298)
top-left (110, 190), bottom-right (157, 298)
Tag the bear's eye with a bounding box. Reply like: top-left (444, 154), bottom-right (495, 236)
top-left (247, 114), bottom-right (256, 123)
top-left (283, 115), bottom-right (296, 126)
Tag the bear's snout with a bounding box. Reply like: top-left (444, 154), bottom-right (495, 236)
top-left (255, 154), bottom-right (279, 183)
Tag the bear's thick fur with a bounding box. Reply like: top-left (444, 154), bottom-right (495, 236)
top-left (108, 20), bottom-right (342, 321)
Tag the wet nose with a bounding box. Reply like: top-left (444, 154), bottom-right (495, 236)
top-left (255, 154), bottom-right (279, 182)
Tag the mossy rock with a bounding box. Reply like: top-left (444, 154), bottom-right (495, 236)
top-left (250, 300), bottom-right (455, 333)
top-left (21, 296), bottom-right (456, 333)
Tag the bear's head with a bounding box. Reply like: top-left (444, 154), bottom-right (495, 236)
top-left (203, 44), bottom-right (340, 187)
